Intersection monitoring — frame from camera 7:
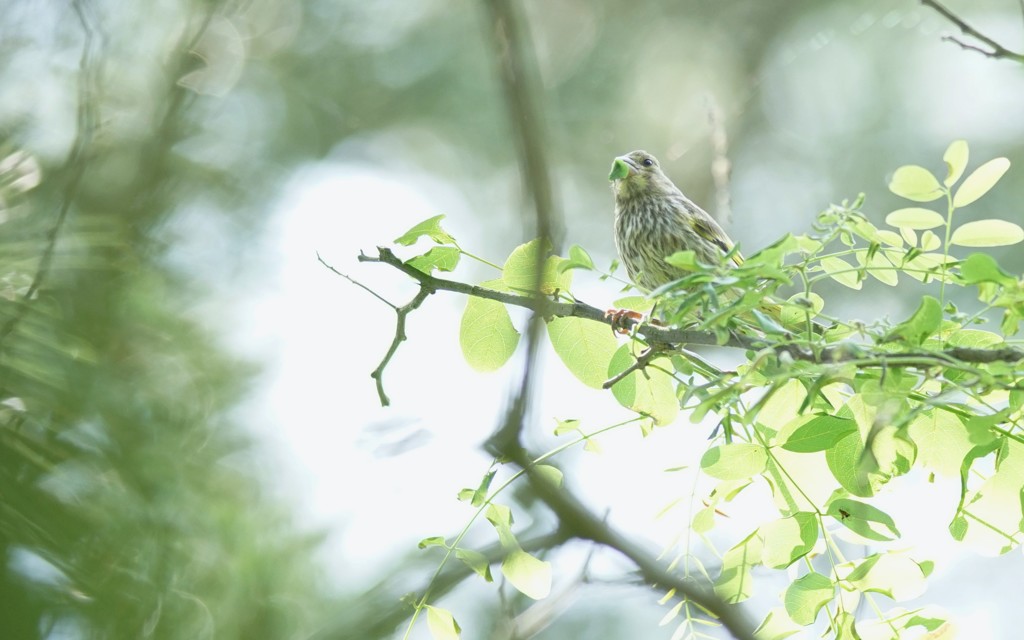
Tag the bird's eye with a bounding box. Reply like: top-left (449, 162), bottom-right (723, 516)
top-left (642, 158), bottom-right (654, 167)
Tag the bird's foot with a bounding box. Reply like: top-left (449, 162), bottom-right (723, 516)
top-left (604, 309), bottom-right (663, 334)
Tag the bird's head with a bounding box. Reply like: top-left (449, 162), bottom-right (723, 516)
top-left (608, 150), bottom-right (671, 200)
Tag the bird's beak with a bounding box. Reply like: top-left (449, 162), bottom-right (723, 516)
top-left (608, 157), bottom-right (634, 182)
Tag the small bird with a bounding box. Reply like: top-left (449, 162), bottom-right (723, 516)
top-left (608, 150), bottom-right (821, 335)
top-left (609, 149), bottom-right (739, 292)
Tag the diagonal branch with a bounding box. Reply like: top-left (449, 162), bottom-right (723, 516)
top-left (922, 0), bottom-right (1024, 63)
top-left (509, 447), bottom-right (757, 639)
top-left (370, 285), bottom-right (433, 407)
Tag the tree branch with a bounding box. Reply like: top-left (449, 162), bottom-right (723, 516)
top-left (371, 284), bottom-right (433, 408)
top-left (355, 246), bottom-right (1024, 369)
top-left (509, 449), bottom-right (757, 639)
top-left (922, 0), bottom-right (1024, 63)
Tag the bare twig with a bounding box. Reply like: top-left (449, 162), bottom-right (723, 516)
top-left (922, 0), bottom-right (1024, 63)
top-left (370, 286), bottom-right (433, 407)
top-left (317, 252), bottom-right (396, 310)
top-left (602, 346), bottom-right (662, 389)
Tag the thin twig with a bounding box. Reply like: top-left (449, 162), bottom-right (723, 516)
top-left (370, 286), bottom-right (433, 407)
top-left (602, 346), bottom-right (661, 389)
top-left (317, 252), bottom-right (396, 310)
top-left (922, 0), bottom-right (1024, 62)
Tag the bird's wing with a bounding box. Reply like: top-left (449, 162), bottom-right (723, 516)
top-left (691, 210), bottom-right (744, 267)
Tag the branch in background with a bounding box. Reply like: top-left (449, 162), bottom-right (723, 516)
top-left (483, 0), bottom-right (561, 248)
top-left (510, 451), bottom-right (758, 640)
top-left (921, 0), bottom-right (1024, 63)
top-left (481, 0), bottom-right (561, 460)
top-left (704, 93), bottom-right (733, 228)
top-left (313, 529), bottom-right (569, 640)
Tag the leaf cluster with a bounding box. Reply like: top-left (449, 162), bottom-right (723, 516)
top-left (376, 141), bottom-right (1024, 639)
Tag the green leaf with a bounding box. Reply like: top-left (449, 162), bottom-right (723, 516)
top-left (885, 207), bottom-right (945, 230)
top-left (460, 281), bottom-right (520, 372)
top-left (834, 611), bottom-right (860, 640)
top-left (466, 470), bottom-right (496, 507)
top-left (783, 572), bottom-right (834, 626)
top-left (819, 256), bottom-right (862, 289)
top-left (902, 252), bottom-right (955, 283)
top-left (909, 409), bottom-right (987, 475)
top-left (395, 214), bottom-right (456, 246)
top-left (715, 532), bottom-right (762, 603)
top-left (554, 418), bottom-right (580, 436)
top-left (855, 249), bottom-right (898, 286)
top-left (425, 606), bottom-right (462, 640)
top-left (664, 250), bottom-right (699, 270)
top-left (501, 549), bottom-right (552, 600)
top-left (846, 553), bottom-right (928, 601)
top-left (826, 431), bottom-right (876, 497)
top-left (533, 464), bottom-right (563, 487)
top-left (692, 506), bottom-right (716, 534)
top-left (949, 438), bottom-right (1010, 549)
top-left (950, 219), bottom-right (1024, 247)
top-left (953, 157), bottom-right (1010, 207)
top-left (920, 229), bottom-right (941, 251)
top-left (780, 292), bottom-right (824, 327)
top-left (418, 536), bottom-right (447, 549)
top-left (943, 139), bottom-right (969, 186)
top-left (889, 165), bottom-right (944, 202)
top-left (760, 512), bottom-right (819, 569)
top-left (945, 328), bottom-right (1003, 349)
top-left (612, 295), bottom-right (655, 313)
top-left (958, 253), bottom-right (1015, 286)
top-left (753, 607), bottom-right (802, 640)
top-left (609, 157), bottom-right (630, 181)
top-left (827, 498), bottom-right (901, 541)
top-left (569, 244), bottom-right (594, 269)
top-left (407, 246), bottom-right (461, 274)
top-left (485, 503), bottom-right (517, 548)
top-left (546, 316), bottom-right (619, 389)
top-left (502, 239), bottom-right (570, 294)
top-left (780, 415), bottom-right (857, 453)
top-left (876, 229), bottom-right (904, 247)
top-left (906, 615), bottom-right (949, 633)
top-left (608, 345), bottom-right (679, 425)
top-left (701, 443), bottom-right (768, 480)
top-left (887, 295), bottom-right (941, 346)
top-left (456, 548), bottom-right (493, 581)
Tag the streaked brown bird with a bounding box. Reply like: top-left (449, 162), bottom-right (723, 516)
top-left (609, 149), bottom-right (739, 292)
